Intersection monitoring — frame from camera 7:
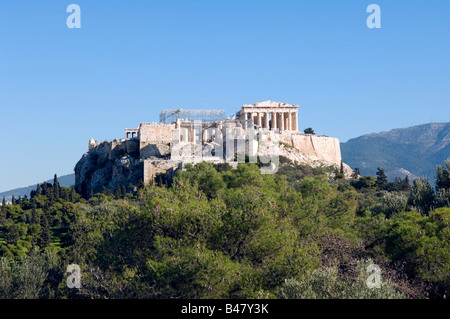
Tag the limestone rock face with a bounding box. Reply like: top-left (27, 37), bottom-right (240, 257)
top-left (75, 143), bottom-right (142, 198)
top-left (265, 131), bottom-right (353, 177)
top-left (75, 130), bottom-right (352, 198)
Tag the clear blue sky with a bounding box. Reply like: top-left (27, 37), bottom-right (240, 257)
top-left (1, 0), bottom-right (449, 192)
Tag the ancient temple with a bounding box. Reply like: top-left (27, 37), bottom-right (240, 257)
top-left (238, 100), bottom-right (299, 131)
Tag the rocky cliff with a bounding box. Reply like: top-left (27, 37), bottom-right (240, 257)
top-left (272, 132), bottom-right (352, 176)
top-left (75, 131), bottom-right (351, 197)
top-left (75, 140), bottom-right (142, 198)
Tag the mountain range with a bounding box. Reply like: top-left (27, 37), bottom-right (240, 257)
top-left (341, 122), bottom-right (450, 181)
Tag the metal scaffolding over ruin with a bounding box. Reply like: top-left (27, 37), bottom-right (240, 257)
top-left (159, 109), bottom-right (226, 124)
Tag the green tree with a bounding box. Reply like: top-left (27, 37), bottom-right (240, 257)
top-left (435, 189), bottom-right (450, 208)
top-left (400, 175), bottom-right (411, 191)
top-left (376, 167), bottom-right (389, 190)
top-left (0, 198), bottom-right (6, 223)
top-left (351, 168), bottom-right (361, 179)
top-left (31, 199), bottom-right (39, 225)
top-left (53, 174), bottom-right (60, 200)
top-left (351, 175), bottom-right (376, 190)
top-left (436, 161), bottom-right (450, 192)
top-left (371, 191), bottom-right (407, 218)
top-left (304, 127), bottom-right (315, 134)
top-left (276, 259), bottom-right (405, 299)
top-left (41, 183), bottom-right (48, 196)
top-left (38, 215), bottom-right (52, 248)
top-left (114, 186), bottom-right (122, 199)
top-left (409, 178), bottom-right (435, 215)
top-left (1, 197), bottom-right (5, 219)
top-left (0, 249), bottom-right (59, 299)
top-left (385, 209), bottom-right (450, 288)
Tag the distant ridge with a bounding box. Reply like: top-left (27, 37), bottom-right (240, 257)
top-left (0, 174), bottom-right (75, 203)
top-left (341, 122), bottom-right (450, 181)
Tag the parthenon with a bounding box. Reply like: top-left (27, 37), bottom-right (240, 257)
top-left (238, 100), bottom-right (299, 131)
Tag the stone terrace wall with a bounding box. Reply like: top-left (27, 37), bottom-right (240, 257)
top-left (139, 123), bottom-right (174, 158)
top-left (143, 159), bottom-right (182, 183)
top-left (139, 123), bottom-right (174, 143)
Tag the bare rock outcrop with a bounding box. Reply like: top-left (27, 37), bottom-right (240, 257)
top-left (75, 140), bottom-right (142, 198)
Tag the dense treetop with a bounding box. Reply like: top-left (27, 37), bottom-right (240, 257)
top-left (0, 162), bottom-right (449, 299)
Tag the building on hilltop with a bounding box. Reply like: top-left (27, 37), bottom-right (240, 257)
top-left (238, 100), bottom-right (299, 131)
top-left (75, 101), bottom-right (345, 198)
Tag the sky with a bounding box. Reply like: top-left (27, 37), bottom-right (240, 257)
top-left (1, 0), bottom-right (450, 192)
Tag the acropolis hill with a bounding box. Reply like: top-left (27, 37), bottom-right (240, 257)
top-left (75, 101), bottom-right (351, 197)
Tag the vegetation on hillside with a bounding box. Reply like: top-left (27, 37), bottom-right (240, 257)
top-left (0, 161), bottom-right (449, 299)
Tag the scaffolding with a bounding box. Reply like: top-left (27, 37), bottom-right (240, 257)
top-left (159, 109), bottom-right (226, 124)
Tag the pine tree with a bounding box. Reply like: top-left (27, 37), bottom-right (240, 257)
top-left (122, 185), bottom-right (127, 198)
top-left (304, 127), bottom-right (315, 134)
top-left (102, 186), bottom-right (112, 196)
top-left (31, 199), bottom-right (39, 224)
top-left (114, 186), bottom-right (122, 199)
top-left (351, 168), bottom-right (361, 179)
top-left (36, 184), bottom-right (41, 196)
top-left (401, 175), bottom-right (411, 191)
top-left (0, 196), bottom-right (6, 222)
top-left (409, 178), bottom-right (435, 215)
top-left (436, 161), bottom-right (450, 192)
top-left (11, 196), bottom-right (16, 205)
top-left (53, 174), bottom-right (60, 200)
top-left (376, 167), bottom-right (389, 190)
top-left (48, 187), bottom-right (54, 204)
top-left (38, 215), bottom-right (52, 247)
top-left (41, 183), bottom-right (48, 196)
top-left (90, 189), bottom-right (94, 199)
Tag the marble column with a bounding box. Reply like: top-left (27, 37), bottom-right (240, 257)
top-left (272, 111), bottom-right (277, 130)
top-left (280, 112), bottom-right (285, 131)
top-left (190, 128), bottom-right (195, 143)
top-left (288, 112), bottom-right (292, 131)
top-left (293, 112), bottom-right (298, 131)
top-left (264, 112), bottom-right (269, 129)
top-left (257, 112), bottom-right (262, 127)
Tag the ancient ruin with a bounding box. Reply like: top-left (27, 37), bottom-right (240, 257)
top-left (75, 101), bottom-right (348, 197)
top-left (238, 100), bottom-right (299, 131)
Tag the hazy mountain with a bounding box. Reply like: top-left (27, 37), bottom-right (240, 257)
top-left (341, 123), bottom-right (450, 181)
top-left (0, 174), bottom-right (75, 203)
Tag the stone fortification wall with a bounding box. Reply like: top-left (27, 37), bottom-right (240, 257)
top-left (143, 159), bottom-right (182, 183)
top-left (138, 123), bottom-right (174, 158)
top-left (138, 123), bottom-right (174, 142)
top-left (88, 139), bottom-right (139, 162)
